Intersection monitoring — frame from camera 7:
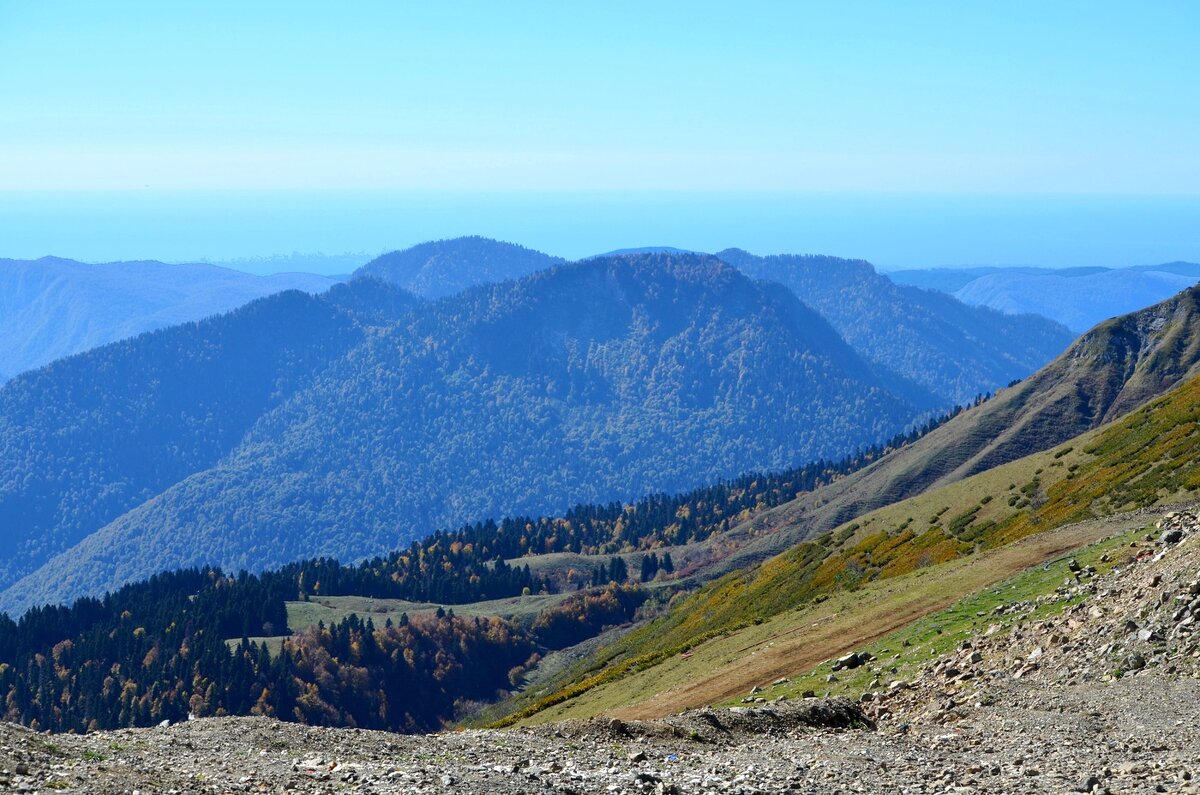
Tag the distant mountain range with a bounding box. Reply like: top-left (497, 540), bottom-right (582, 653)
top-left (0, 238), bottom-right (1088, 613)
top-left (0, 257), bottom-right (337, 380)
top-left (889, 262), bottom-right (1200, 332)
top-left (0, 252), bottom-right (936, 613)
top-left (716, 250), bottom-right (1073, 406)
top-left (358, 239), bottom-right (1074, 407)
top-left (197, 251), bottom-right (372, 278)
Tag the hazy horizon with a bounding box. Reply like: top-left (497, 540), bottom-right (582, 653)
top-left (2, 190), bottom-right (1198, 275)
top-left (5, 4), bottom-right (1197, 274)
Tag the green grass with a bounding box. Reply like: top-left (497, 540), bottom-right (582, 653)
top-left (285, 591), bottom-right (572, 629)
top-left (740, 525), bottom-right (1143, 706)
top-left (230, 591), bottom-right (577, 654)
top-left (225, 635), bottom-right (288, 656)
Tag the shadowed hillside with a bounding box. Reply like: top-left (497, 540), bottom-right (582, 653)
top-left (0, 280), bottom-right (421, 607)
top-left (717, 249), bottom-right (1074, 405)
top-left (0, 257), bottom-right (337, 379)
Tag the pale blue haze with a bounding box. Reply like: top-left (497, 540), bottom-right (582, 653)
top-left (0, 2), bottom-right (1196, 265)
top-left (0, 191), bottom-right (1197, 272)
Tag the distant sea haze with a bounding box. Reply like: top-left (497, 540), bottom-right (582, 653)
top-left (0, 191), bottom-right (1196, 273)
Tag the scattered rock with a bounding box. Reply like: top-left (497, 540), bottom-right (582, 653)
top-left (832, 651), bottom-right (872, 671)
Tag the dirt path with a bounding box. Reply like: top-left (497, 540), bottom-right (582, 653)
top-left (611, 513), bottom-right (1146, 720)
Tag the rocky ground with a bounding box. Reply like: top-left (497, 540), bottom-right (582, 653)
top-left (5, 515), bottom-right (1200, 794)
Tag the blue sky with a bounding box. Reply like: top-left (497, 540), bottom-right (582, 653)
top-left (1, 1), bottom-right (1197, 193)
top-left (0, 2), bottom-right (1197, 267)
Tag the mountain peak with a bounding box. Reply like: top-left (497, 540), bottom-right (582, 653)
top-left (31, 255), bottom-right (84, 266)
top-left (590, 246), bottom-right (700, 257)
top-left (355, 236), bottom-right (563, 299)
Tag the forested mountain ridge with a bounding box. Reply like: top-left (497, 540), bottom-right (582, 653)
top-left (0, 256), bottom-right (337, 380)
top-left (346, 237), bottom-right (1074, 408)
top-left (0, 254), bottom-right (928, 614)
top-left (717, 249), bottom-right (1075, 405)
top-left (354, 236), bottom-right (564, 298)
top-left (0, 281), bottom-right (422, 603)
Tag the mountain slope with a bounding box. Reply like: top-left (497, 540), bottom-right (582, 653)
top-left (500, 345), bottom-right (1200, 725)
top-left (0, 257), bottom-right (337, 379)
top-left (355, 236), bottom-right (564, 298)
top-left (888, 262), bottom-right (1200, 332)
top-left (842, 283), bottom-right (1200, 493)
top-left (0, 281), bottom-right (421, 605)
top-left (716, 250), bottom-right (1075, 405)
top-left (640, 283), bottom-right (1200, 585)
top-left (0, 254), bottom-right (926, 613)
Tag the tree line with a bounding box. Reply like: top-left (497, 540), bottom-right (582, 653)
top-left (0, 397), bottom-right (974, 734)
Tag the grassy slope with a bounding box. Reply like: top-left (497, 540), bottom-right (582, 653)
top-left (494, 371), bottom-right (1200, 725)
top-left (497, 511), bottom-right (1131, 726)
top-left (701, 285), bottom-right (1200, 583)
top-left (228, 592), bottom-right (576, 654)
top-left (753, 524), bottom-right (1145, 708)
